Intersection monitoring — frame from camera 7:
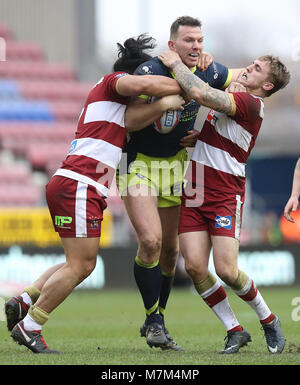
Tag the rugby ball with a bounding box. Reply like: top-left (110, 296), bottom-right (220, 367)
top-left (148, 96), bottom-right (181, 134)
top-left (154, 109), bottom-right (182, 134)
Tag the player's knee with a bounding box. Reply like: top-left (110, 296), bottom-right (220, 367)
top-left (73, 256), bottom-right (97, 283)
top-left (184, 259), bottom-right (207, 281)
top-left (83, 258), bottom-right (97, 277)
top-left (215, 264), bottom-right (238, 286)
top-left (139, 234), bottom-right (162, 258)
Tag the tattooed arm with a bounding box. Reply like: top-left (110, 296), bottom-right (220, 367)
top-left (159, 50), bottom-right (236, 116)
top-left (284, 158), bottom-right (300, 223)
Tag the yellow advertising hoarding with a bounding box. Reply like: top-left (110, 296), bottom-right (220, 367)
top-left (0, 208), bottom-right (112, 247)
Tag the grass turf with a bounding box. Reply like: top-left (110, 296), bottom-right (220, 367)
top-left (1, 286), bottom-right (300, 366)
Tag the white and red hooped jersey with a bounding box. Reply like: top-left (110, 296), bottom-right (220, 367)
top-left (189, 92), bottom-right (264, 195)
top-left (53, 72), bottom-right (130, 198)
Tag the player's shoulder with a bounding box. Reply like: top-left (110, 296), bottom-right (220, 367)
top-left (135, 57), bottom-right (170, 76)
top-left (194, 61), bottom-right (229, 85)
top-left (92, 72), bottom-right (129, 89)
top-left (105, 71), bottom-right (130, 82)
top-left (234, 92), bottom-right (263, 107)
top-left (205, 61), bottom-right (227, 76)
top-left (89, 72), bottom-right (130, 102)
top-left (233, 92), bottom-right (264, 120)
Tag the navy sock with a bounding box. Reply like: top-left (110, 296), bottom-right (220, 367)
top-left (134, 257), bottom-right (162, 320)
top-left (159, 273), bottom-right (174, 319)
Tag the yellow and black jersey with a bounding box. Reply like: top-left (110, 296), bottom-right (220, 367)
top-left (126, 57), bottom-right (232, 158)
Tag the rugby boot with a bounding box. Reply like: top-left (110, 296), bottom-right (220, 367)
top-left (220, 328), bottom-right (252, 354)
top-left (160, 327), bottom-right (185, 351)
top-left (140, 321), bottom-right (184, 351)
top-left (11, 321), bottom-right (59, 354)
top-left (5, 296), bottom-right (29, 331)
top-left (262, 315), bottom-right (285, 353)
top-left (145, 322), bottom-right (168, 348)
top-left (140, 314), bottom-right (168, 348)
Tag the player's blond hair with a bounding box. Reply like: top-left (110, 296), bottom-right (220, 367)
top-left (259, 55), bottom-right (290, 97)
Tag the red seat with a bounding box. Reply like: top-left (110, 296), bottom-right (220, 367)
top-left (6, 41), bottom-right (44, 61)
top-left (0, 164), bottom-right (30, 183)
top-left (0, 61), bottom-right (75, 80)
top-left (26, 142), bottom-right (69, 168)
top-left (0, 184), bottom-right (42, 206)
top-left (0, 122), bottom-right (75, 143)
top-left (18, 80), bottom-right (92, 102)
top-left (49, 101), bottom-right (82, 121)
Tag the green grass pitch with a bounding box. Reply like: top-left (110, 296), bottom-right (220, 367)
top-left (1, 286), bottom-right (300, 365)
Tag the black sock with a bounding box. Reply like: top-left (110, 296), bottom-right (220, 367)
top-left (134, 256), bottom-right (162, 323)
top-left (159, 273), bottom-right (174, 319)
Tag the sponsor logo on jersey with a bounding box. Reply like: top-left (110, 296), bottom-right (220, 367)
top-left (216, 216), bottom-right (232, 230)
top-left (69, 140), bottom-right (77, 154)
top-left (207, 110), bottom-right (218, 126)
top-left (116, 73), bottom-right (130, 78)
top-left (212, 62), bottom-right (219, 80)
top-left (55, 216), bottom-right (73, 228)
top-left (141, 65), bottom-right (153, 74)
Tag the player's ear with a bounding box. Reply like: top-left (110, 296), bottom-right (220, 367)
top-left (168, 40), bottom-right (176, 51)
top-left (262, 82), bottom-right (274, 92)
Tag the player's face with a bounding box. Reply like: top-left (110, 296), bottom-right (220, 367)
top-left (238, 59), bottom-right (274, 95)
top-left (169, 26), bottom-right (204, 69)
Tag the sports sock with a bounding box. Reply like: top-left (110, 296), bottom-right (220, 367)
top-left (20, 293), bottom-right (31, 308)
top-left (158, 272), bottom-right (174, 320)
top-left (22, 286), bottom-right (40, 306)
top-left (134, 256), bottom-right (162, 323)
top-left (230, 270), bottom-right (275, 325)
top-left (23, 305), bottom-right (49, 332)
top-left (194, 273), bottom-right (242, 332)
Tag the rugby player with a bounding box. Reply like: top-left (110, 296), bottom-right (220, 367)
top-left (284, 157), bottom-right (300, 223)
top-left (159, 49), bottom-right (290, 354)
top-left (117, 16), bottom-right (244, 350)
top-left (5, 34), bottom-right (185, 354)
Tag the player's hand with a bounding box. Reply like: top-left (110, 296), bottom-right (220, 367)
top-left (198, 52), bottom-right (213, 71)
top-left (225, 82), bottom-right (247, 93)
top-left (159, 50), bottom-right (182, 69)
top-left (159, 94), bottom-right (185, 111)
top-left (180, 90), bottom-right (192, 105)
top-left (180, 130), bottom-right (199, 148)
top-left (284, 197), bottom-right (299, 223)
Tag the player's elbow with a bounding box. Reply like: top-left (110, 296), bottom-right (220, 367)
top-left (124, 116), bottom-right (139, 132)
top-left (190, 88), bottom-right (206, 105)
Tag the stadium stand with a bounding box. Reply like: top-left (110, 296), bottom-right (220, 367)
top-left (0, 21), bottom-right (100, 206)
top-left (0, 18), bottom-right (127, 238)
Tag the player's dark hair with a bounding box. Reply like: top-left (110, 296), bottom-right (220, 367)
top-left (170, 16), bottom-right (202, 38)
top-left (113, 34), bottom-right (156, 74)
top-left (258, 55), bottom-right (291, 97)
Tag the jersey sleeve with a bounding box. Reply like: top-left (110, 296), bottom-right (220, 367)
top-left (102, 72), bottom-right (132, 103)
top-left (108, 72), bottom-right (129, 95)
top-left (205, 61), bottom-right (232, 90)
top-left (101, 72), bottom-right (131, 104)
